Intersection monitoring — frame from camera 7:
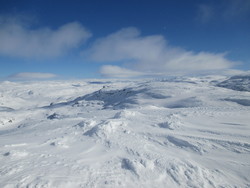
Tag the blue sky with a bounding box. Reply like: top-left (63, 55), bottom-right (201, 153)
top-left (0, 0), bottom-right (249, 79)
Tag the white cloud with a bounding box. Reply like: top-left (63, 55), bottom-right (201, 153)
top-left (100, 65), bottom-right (145, 78)
top-left (9, 72), bottom-right (57, 80)
top-left (0, 15), bottom-right (91, 58)
top-left (87, 27), bottom-right (237, 77)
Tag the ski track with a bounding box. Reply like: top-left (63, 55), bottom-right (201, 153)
top-left (0, 77), bottom-right (250, 187)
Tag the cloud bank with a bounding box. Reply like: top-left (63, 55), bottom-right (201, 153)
top-left (0, 15), bottom-right (91, 58)
top-left (8, 72), bottom-right (57, 80)
top-left (87, 27), bottom-right (236, 77)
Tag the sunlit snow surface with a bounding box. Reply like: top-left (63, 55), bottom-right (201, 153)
top-left (0, 76), bottom-right (249, 188)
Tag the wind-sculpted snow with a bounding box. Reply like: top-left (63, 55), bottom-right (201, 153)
top-left (224, 98), bottom-right (250, 106)
top-left (0, 76), bottom-right (250, 187)
top-left (0, 106), bottom-right (14, 113)
top-left (217, 74), bottom-right (250, 91)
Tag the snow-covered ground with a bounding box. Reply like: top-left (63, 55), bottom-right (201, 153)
top-left (0, 76), bottom-right (249, 188)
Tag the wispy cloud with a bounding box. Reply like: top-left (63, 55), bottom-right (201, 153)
top-left (197, 4), bottom-right (214, 23)
top-left (8, 72), bottom-right (57, 80)
top-left (87, 27), bottom-right (236, 77)
top-left (196, 0), bottom-right (250, 23)
top-left (223, 0), bottom-right (250, 19)
top-left (0, 15), bottom-right (91, 58)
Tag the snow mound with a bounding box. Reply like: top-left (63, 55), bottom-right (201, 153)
top-left (113, 110), bottom-right (138, 119)
top-left (84, 120), bottom-right (126, 137)
top-left (217, 74), bottom-right (250, 91)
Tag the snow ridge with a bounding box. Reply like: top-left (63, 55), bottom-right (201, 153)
top-left (217, 74), bottom-right (250, 92)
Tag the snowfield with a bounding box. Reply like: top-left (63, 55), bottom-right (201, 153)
top-left (0, 76), bottom-right (250, 188)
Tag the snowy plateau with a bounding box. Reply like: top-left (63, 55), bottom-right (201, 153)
top-left (0, 75), bottom-right (250, 188)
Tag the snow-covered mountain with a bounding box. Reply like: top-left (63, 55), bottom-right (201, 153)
top-left (217, 74), bottom-right (250, 92)
top-left (0, 76), bottom-right (249, 187)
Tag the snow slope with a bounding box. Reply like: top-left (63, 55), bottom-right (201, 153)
top-left (217, 74), bottom-right (250, 92)
top-left (0, 77), bottom-right (249, 187)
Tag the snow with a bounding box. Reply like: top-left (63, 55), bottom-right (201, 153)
top-left (0, 76), bottom-right (250, 187)
top-left (217, 74), bottom-right (250, 92)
